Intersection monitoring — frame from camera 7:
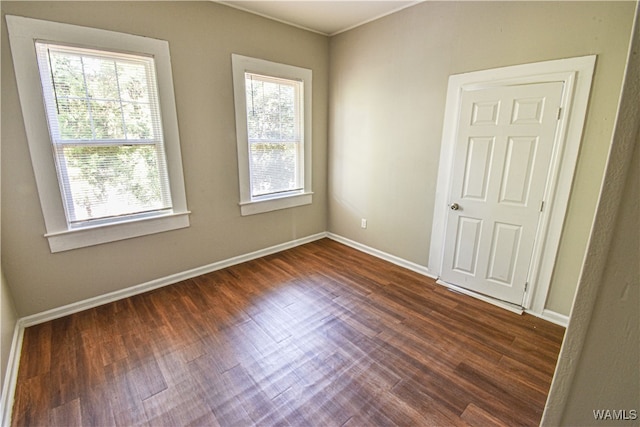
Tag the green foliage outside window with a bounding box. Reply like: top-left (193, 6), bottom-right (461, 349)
top-left (245, 74), bottom-right (300, 197)
top-left (46, 47), bottom-right (167, 221)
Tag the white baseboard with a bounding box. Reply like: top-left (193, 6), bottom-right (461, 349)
top-left (326, 233), bottom-right (436, 279)
top-left (20, 232), bottom-right (327, 328)
top-left (537, 308), bottom-right (570, 327)
top-left (1, 321), bottom-right (25, 427)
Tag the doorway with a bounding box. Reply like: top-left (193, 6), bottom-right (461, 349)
top-left (429, 56), bottom-right (596, 319)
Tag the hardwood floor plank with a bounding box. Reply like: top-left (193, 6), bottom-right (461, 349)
top-left (398, 311), bottom-right (505, 366)
top-left (18, 323), bottom-right (52, 380)
top-left (453, 362), bottom-right (543, 426)
top-left (461, 403), bottom-right (510, 427)
top-left (497, 355), bottom-right (555, 395)
top-left (104, 362), bottom-right (148, 426)
top-left (10, 239), bottom-right (564, 426)
top-left (11, 374), bottom-right (52, 427)
top-left (79, 387), bottom-right (116, 426)
top-left (49, 398), bottom-right (82, 427)
top-left (142, 379), bottom-right (213, 427)
top-left (459, 359), bottom-right (548, 408)
top-left (391, 379), bottom-right (470, 426)
top-left (128, 357), bottom-right (167, 401)
top-left (243, 351), bottom-right (306, 401)
top-left (48, 317), bottom-right (79, 408)
top-left (184, 410), bottom-right (221, 427)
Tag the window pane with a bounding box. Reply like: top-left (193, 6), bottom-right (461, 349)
top-left (45, 46), bottom-right (156, 141)
top-left (245, 73), bottom-right (302, 198)
top-left (62, 144), bottom-right (170, 223)
top-left (57, 98), bottom-right (92, 140)
top-left (90, 100), bottom-right (125, 139)
top-left (83, 56), bottom-right (119, 99)
top-left (250, 142), bottom-right (299, 197)
top-left (117, 62), bottom-right (150, 102)
top-left (246, 75), bottom-right (297, 141)
top-left (50, 52), bottom-right (86, 98)
top-left (123, 102), bottom-right (153, 139)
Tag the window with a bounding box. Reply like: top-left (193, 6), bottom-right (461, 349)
top-left (246, 73), bottom-right (302, 198)
top-left (7, 16), bottom-right (189, 252)
top-left (36, 43), bottom-right (172, 225)
top-left (232, 55), bottom-right (312, 216)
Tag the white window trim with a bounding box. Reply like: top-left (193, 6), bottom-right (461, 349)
top-left (6, 15), bottom-right (190, 252)
top-left (231, 54), bottom-right (313, 216)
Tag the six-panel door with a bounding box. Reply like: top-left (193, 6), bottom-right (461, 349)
top-left (440, 82), bottom-right (564, 305)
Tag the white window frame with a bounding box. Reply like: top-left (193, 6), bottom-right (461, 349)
top-left (232, 54), bottom-right (313, 216)
top-left (6, 15), bottom-right (190, 253)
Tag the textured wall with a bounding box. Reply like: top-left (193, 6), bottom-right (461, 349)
top-left (562, 129), bottom-right (639, 425)
top-left (543, 12), bottom-right (639, 423)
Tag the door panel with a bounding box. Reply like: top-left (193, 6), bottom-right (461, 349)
top-left (499, 136), bottom-right (538, 205)
top-left (511, 97), bottom-right (545, 124)
top-left (471, 101), bottom-right (500, 126)
top-left (486, 222), bottom-right (521, 285)
top-left (440, 82), bottom-right (563, 305)
top-left (462, 137), bottom-right (494, 200)
top-left (452, 216), bottom-right (483, 275)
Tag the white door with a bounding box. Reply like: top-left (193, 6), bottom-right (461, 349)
top-left (439, 82), bottom-right (563, 305)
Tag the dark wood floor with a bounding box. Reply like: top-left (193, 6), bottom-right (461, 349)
top-left (11, 238), bottom-right (564, 426)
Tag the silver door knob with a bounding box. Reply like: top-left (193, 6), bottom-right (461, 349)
top-left (450, 203), bottom-right (460, 210)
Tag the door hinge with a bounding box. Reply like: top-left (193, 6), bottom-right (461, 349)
top-left (556, 107), bottom-right (562, 120)
top-left (524, 282), bottom-right (529, 292)
top-left (540, 200), bottom-right (545, 212)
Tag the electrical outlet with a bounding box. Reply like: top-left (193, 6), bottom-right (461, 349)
top-left (361, 218), bottom-right (367, 229)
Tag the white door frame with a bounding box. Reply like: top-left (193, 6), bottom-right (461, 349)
top-left (429, 56), bottom-right (596, 317)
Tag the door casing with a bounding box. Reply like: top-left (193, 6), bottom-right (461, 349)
top-left (429, 56), bottom-right (596, 319)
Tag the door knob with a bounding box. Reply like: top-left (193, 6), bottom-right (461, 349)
top-left (450, 203), bottom-right (460, 211)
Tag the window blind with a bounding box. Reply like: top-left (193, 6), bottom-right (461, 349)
top-left (245, 72), bottom-right (303, 198)
top-left (35, 42), bottom-right (173, 225)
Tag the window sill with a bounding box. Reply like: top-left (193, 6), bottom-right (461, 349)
top-left (240, 192), bottom-right (313, 216)
top-left (45, 211), bottom-right (191, 253)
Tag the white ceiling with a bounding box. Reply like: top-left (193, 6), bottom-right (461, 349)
top-left (218, 1), bottom-right (420, 36)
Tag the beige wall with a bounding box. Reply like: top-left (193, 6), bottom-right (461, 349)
top-left (561, 126), bottom-right (639, 425)
top-left (544, 14), bottom-right (639, 421)
top-left (1, 1), bottom-right (329, 316)
top-left (328, 1), bottom-right (635, 316)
